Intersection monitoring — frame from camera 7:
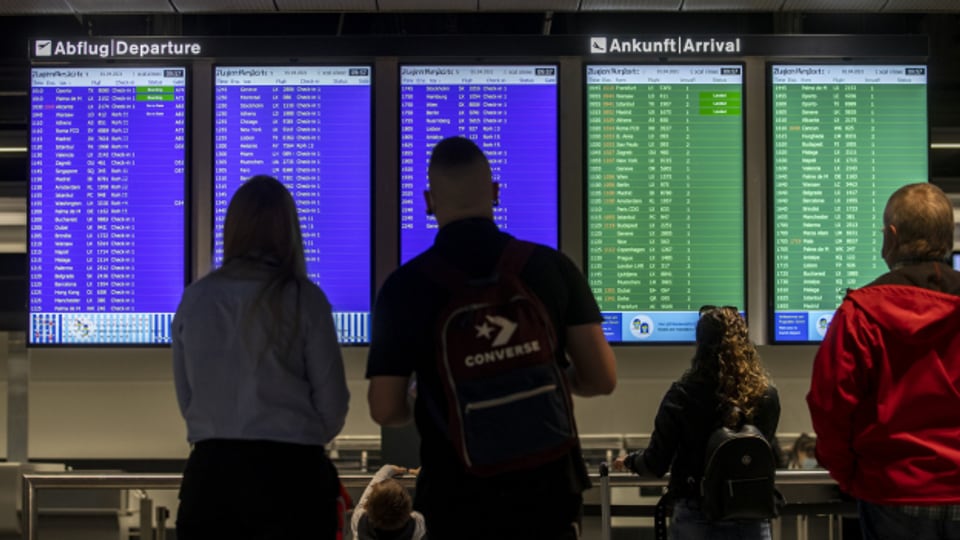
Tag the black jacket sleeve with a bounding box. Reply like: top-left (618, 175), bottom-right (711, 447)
top-left (637, 383), bottom-right (687, 478)
top-left (752, 386), bottom-right (781, 443)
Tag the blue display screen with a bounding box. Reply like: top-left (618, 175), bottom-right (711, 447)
top-left (213, 66), bottom-right (372, 344)
top-left (28, 67), bottom-right (187, 345)
top-left (399, 65), bottom-right (558, 264)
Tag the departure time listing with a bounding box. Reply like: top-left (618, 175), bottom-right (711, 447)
top-left (29, 67), bottom-right (186, 345)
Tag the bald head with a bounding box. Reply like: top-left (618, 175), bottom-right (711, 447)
top-left (426, 137), bottom-right (497, 227)
top-left (882, 183), bottom-right (954, 268)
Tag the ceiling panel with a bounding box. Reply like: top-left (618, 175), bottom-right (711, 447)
top-left (276, 0), bottom-right (378, 10)
top-left (681, 0), bottom-right (784, 11)
top-left (580, 0), bottom-right (682, 11)
top-left (377, 0), bottom-right (477, 11)
top-left (170, 0), bottom-right (276, 12)
top-left (0, 0), bottom-right (73, 14)
top-left (479, 0), bottom-right (580, 10)
top-left (781, 0), bottom-right (884, 11)
top-left (882, 0), bottom-right (960, 12)
top-left (66, 0), bottom-right (175, 13)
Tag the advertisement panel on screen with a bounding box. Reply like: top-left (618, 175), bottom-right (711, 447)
top-left (213, 66), bottom-right (372, 343)
top-left (770, 64), bottom-right (928, 342)
top-left (585, 64), bottom-right (746, 343)
top-left (399, 65), bottom-right (558, 263)
top-left (29, 66), bottom-right (187, 345)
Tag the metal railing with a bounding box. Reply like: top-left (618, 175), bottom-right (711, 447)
top-left (22, 473), bottom-right (180, 540)
top-left (20, 472), bottom-right (419, 540)
top-left (22, 470), bottom-right (835, 540)
top-left (22, 469), bottom-right (839, 540)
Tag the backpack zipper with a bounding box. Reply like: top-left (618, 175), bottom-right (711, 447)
top-left (465, 384), bottom-right (557, 412)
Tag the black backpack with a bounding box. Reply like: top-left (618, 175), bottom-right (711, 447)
top-left (700, 418), bottom-right (782, 521)
top-left (423, 239), bottom-right (578, 477)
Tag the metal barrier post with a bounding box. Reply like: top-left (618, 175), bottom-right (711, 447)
top-left (21, 473), bottom-right (36, 540)
top-left (139, 496), bottom-right (154, 540)
top-left (156, 506), bottom-right (169, 540)
top-left (599, 463), bottom-right (611, 540)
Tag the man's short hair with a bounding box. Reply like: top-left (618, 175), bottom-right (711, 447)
top-left (428, 136), bottom-right (490, 178)
top-left (884, 183), bottom-right (954, 262)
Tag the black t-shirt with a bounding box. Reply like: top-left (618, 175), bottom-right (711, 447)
top-left (366, 218), bottom-right (602, 510)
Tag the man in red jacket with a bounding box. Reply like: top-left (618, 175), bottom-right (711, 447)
top-left (807, 183), bottom-right (960, 540)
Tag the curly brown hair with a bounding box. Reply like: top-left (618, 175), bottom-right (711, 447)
top-left (686, 306), bottom-right (771, 427)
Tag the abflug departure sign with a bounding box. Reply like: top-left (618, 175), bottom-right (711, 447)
top-left (33, 39), bottom-right (203, 59)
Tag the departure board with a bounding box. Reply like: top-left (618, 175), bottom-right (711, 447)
top-left (29, 67), bottom-right (186, 345)
top-left (399, 65), bottom-right (558, 263)
top-left (214, 66), bottom-right (371, 343)
top-left (771, 65), bottom-right (928, 342)
top-left (585, 65), bottom-right (745, 343)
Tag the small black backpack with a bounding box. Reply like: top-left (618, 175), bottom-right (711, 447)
top-left (700, 415), bottom-right (782, 521)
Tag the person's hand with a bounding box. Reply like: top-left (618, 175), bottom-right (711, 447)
top-left (612, 455), bottom-right (628, 473)
top-left (408, 467), bottom-right (421, 477)
top-left (392, 466), bottom-right (408, 476)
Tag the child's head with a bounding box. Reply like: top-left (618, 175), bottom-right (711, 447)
top-left (365, 478), bottom-right (412, 531)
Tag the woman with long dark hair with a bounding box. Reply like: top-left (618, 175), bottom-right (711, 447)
top-left (172, 175), bottom-right (349, 539)
top-left (615, 306), bottom-right (780, 539)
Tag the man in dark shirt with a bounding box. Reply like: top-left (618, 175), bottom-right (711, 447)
top-left (366, 136), bottom-right (617, 540)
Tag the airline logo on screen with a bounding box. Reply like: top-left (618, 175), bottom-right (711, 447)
top-left (33, 38), bottom-right (203, 59)
top-left (589, 35), bottom-right (742, 55)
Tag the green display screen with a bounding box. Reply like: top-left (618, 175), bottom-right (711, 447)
top-left (770, 64), bottom-right (928, 342)
top-left (586, 65), bottom-right (745, 343)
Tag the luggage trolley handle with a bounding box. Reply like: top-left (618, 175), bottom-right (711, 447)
top-left (599, 462), bottom-right (611, 540)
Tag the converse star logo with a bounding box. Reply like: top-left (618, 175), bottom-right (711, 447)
top-left (475, 315), bottom-right (518, 347)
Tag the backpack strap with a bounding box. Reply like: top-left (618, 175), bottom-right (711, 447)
top-left (496, 238), bottom-right (536, 277)
top-left (420, 251), bottom-right (469, 292)
top-left (420, 237), bottom-right (535, 291)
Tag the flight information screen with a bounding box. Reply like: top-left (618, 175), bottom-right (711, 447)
top-left (770, 65), bottom-right (928, 342)
top-left (29, 67), bottom-right (186, 345)
top-left (399, 65), bottom-right (558, 263)
top-left (214, 66), bottom-right (371, 343)
top-left (586, 65), bottom-right (745, 343)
